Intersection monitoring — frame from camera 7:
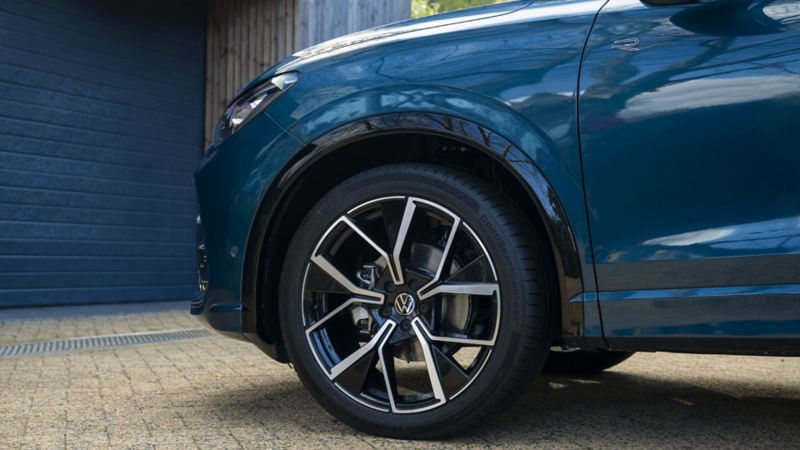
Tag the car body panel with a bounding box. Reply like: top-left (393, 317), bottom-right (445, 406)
top-left (235, 1), bottom-right (535, 98)
top-left (268, 0), bottom-right (610, 335)
top-left (194, 112), bottom-right (301, 339)
top-left (194, 0), bottom-right (800, 358)
top-left (194, 0), bottom-right (610, 347)
top-left (257, 112), bottom-right (589, 342)
top-left (580, 0), bottom-right (800, 344)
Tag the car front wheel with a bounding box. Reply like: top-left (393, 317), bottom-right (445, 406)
top-left (280, 163), bottom-right (555, 438)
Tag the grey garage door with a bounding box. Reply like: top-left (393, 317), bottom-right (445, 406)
top-left (0, 0), bottom-right (206, 307)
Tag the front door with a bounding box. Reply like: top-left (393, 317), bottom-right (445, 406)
top-left (579, 0), bottom-right (800, 349)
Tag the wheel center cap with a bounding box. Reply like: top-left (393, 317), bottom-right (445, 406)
top-left (393, 292), bottom-right (416, 316)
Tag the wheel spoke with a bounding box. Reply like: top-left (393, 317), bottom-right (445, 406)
top-left (335, 347), bottom-right (379, 396)
top-left (341, 217), bottom-right (402, 285)
top-left (445, 254), bottom-right (491, 284)
top-left (431, 345), bottom-right (471, 396)
top-left (329, 320), bottom-right (396, 380)
top-left (377, 325), bottom-right (399, 412)
top-left (391, 198), bottom-right (416, 285)
top-left (419, 282), bottom-right (499, 300)
top-left (411, 318), bottom-right (446, 403)
top-left (415, 316), bottom-right (496, 346)
top-left (417, 216), bottom-right (461, 296)
top-left (310, 255), bottom-right (383, 300)
top-left (305, 297), bottom-right (382, 335)
top-left (380, 199), bottom-right (406, 255)
top-left (304, 262), bottom-right (351, 295)
top-left (304, 195), bottom-right (501, 414)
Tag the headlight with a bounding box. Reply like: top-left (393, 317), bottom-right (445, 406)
top-left (214, 72), bottom-right (300, 144)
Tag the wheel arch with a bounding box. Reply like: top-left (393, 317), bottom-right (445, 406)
top-left (242, 113), bottom-right (585, 362)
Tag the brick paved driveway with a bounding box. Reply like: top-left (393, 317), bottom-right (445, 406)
top-left (1, 303), bottom-right (798, 449)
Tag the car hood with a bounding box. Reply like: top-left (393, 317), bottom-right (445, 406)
top-left (293, 1), bottom-right (534, 60)
top-left (234, 2), bottom-right (533, 98)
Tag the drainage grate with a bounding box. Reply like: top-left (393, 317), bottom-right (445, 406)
top-left (0, 328), bottom-right (213, 357)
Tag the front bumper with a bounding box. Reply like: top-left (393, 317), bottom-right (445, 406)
top-left (191, 213), bottom-right (244, 338)
top-left (191, 111), bottom-right (302, 348)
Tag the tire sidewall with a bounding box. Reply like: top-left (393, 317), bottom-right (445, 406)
top-left (280, 166), bottom-right (550, 435)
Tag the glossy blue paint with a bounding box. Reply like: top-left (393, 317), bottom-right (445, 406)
top-left (601, 284), bottom-right (800, 340)
top-left (268, 0), bottom-right (609, 343)
top-left (195, 0), bottom-right (800, 357)
top-left (195, 0), bottom-right (607, 342)
top-left (580, 0), bottom-right (800, 342)
top-left (194, 112), bottom-right (298, 338)
top-left (603, 284), bottom-right (800, 302)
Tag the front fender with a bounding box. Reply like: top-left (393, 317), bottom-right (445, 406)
top-left (250, 109), bottom-right (594, 346)
top-left (197, 0), bottom-right (609, 358)
top-left (274, 85), bottom-right (597, 326)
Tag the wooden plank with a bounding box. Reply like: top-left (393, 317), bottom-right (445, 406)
top-left (213, 1), bottom-right (221, 140)
top-left (290, 0), bottom-right (299, 54)
top-left (276, 0), bottom-right (283, 60)
top-left (255, 0), bottom-right (263, 71)
top-left (224, 0), bottom-right (233, 109)
top-left (203, 1), bottom-right (214, 147)
top-left (284, 0), bottom-right (291, 58)
top-left (241, 0), bottom-right (249, 84)
top-left (270, 0), bottom-right (277, 68)
top-left (249, 0), bottom-right (257, 78)
top-left (234, 0), bottom-right (243, 91)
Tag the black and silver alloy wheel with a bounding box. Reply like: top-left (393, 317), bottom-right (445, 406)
top-left (302, 196), bottom-right (501, 414)
top-left (281, 164), bottom-right (554, 439)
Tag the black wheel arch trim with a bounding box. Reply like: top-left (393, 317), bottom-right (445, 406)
top-left (241, 112), bottom-right (585, 362)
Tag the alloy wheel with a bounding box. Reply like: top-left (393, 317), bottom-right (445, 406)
top-left (301, 196), bottom-right (501, 414)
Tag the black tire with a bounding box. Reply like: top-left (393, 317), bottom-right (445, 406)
top-left (279, 163), bottom-right (556, 439)
top-left (543, 350), bottom-right (634, 375)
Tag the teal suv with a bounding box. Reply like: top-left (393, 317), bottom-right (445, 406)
top-left (194, 0), bottom-right (800, 438)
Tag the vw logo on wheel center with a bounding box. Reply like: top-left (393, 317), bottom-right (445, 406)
top-left (393, 293), bottom-right (416, 316)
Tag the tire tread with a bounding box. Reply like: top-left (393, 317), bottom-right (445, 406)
top-left (279, 163), bottom-right (556, 439)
